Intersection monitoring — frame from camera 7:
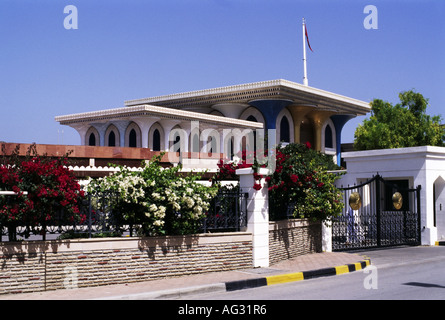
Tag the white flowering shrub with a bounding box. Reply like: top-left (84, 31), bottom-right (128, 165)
top-left (87, 155), bottom-right (218, 236)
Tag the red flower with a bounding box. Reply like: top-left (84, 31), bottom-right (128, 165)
top-left (60, 200), bottom-right (70, 207)
top-left (12, 185), bottom-right (21, 194)
top-left (253, 183), bottom-right (262, 191)
top-left (290, 174), bottom-right (299, 183)
top-left (305, 141), bottom-right (312, 149)
top-left (253, 172), bottom-right (263, 180)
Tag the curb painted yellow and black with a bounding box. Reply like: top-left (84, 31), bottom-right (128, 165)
top-left (96, 257), bottom-right (372, 299)
top-left (435, 240), bottom-right (445, 246)
top-left (225, 259), bottom-right (371, 292)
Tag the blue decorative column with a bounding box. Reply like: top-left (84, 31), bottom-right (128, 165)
top-left (248, 99), bottom-right (293, 130)
top-left (331, 114), bottom-right (355, 165)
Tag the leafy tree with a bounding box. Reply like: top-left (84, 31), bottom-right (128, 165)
top-left (354, 90), bottom-right (445, 150)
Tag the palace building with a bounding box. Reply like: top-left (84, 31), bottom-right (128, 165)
top-left (56, 79), bottom-right (370, 167)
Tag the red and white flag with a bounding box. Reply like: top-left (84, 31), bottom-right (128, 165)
top-left (304, 22), bottom-right (313, 52)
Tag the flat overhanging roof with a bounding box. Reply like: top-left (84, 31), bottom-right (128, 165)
top-left (124, 79), bottom-right (371, 116)
top-left (55, 104), bottom-right (264, 129)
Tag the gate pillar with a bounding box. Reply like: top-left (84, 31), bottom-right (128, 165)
top-left (322, 223), bottom-right (332, 252)
top-left (237, 167), bottom-right (270, 268)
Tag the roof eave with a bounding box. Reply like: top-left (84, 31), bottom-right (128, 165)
top-left (124, 79), bottom-right (370, 115)
top-left (55, 104), bottom-right (264, 129)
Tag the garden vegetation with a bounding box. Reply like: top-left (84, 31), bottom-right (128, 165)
top-left (0, 142), bottom-right (344, 240)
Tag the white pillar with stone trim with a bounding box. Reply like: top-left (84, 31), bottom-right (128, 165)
top-left (236, 167), bottom-right (270, 268)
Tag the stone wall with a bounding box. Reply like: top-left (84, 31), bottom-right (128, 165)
top-left (269, 219), bottom-right (322, 265)
top-left (0, 233), bottom-right (252, 295)
top-left (0, 220), bottom-right (323, 295)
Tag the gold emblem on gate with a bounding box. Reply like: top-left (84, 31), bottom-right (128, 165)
top-left (349, 192), bottom-right (362, 210)
top-left (392, 192), bottom-right (403, 210)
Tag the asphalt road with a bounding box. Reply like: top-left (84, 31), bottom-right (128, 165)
top-left (182, 246), bottom-right (445, 300)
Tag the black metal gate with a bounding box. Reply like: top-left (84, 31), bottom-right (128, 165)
top-left (332, 174), bottom-right (421, 251)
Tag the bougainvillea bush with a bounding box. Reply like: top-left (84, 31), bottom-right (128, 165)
top-left (0, 144), bottom-right (84, 240)
top-left (0, 164), bottom-right (23, 224)
top-left (17, 156), bottom-right (84, 226)
top-left (214, 143), bottom-right (344, 222)
top-left (86, 154), bottom-right (219, 236)
top-left (266, 143), bottom-right (344, 222)
top-left (212, 149), bottom-right (267, 188)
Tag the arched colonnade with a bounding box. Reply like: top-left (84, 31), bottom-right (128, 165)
top-left (82, 102), bottom-right (346, 163)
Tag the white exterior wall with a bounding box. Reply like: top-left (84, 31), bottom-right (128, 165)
top-left (336, 146), bottom-right (445, 245)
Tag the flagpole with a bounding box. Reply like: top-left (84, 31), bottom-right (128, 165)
top-left (302, 18), bottom-right (308, 86)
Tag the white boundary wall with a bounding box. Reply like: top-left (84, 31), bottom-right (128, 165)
top-left (336, 146), bottom-right (445, 245)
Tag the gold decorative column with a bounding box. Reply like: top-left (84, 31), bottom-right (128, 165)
top-left (287, 105), bottom-right (313, 144)
top-left (306, 110), bottom-right (335, 151)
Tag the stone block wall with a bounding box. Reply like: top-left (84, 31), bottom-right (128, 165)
top-left (0, 220), bottom-right (323, 295)
top-left (0, 233), bottom-right (252, 295)
top-left (269, 219), bottom-right (322, 265)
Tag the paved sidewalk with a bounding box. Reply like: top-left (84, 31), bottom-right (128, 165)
top-left (0, 251), bottom-right (370, 300)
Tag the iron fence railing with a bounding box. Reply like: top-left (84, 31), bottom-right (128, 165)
top-left (269, 197), bottom-right (297, 221)
top-left (202, 189), bottom-right (248, 233)
top-left (0, 189), bottom-right (248, 242)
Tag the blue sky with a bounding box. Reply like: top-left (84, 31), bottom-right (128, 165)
top-left (0, 0), bottom-right (444, 146)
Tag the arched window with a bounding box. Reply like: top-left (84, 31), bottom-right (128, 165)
top-left (88, 133), bottom-right (96, 146)
top-left (223, 134), bottom-right (235, 160)
top-left (241, 108), bottom-right (267, 150)
top-left (125, 122), bottom-right (141, 148)
top-left (149, 123), bottom-right (165, 151)
top-left (129, 129), bottom-right (137, 147)
top-left (247, 115), bottom-right (257, 122)
top-left (229, 137), bottom-right (234, 160)
top-left (108, 131), bottom-right (116, 147)
top-left (153, 129), bottom-right (161, 151)
top-left (105, 124), bottom-right (120, 147)
top-left (169, 126), bottom-right (186, 153)
top-left (201, 129), bottom-right (219, 155)
top-left (280, 116), bottom-right (290, 143)
top-left (324, 124), bottom-right (333, 149)
top-left (85, 127), bottom-right (99, 146)
top-left (174, 133), bottom-right (181, 153)
top-left (208, 137), bottom-right (215, 154)
top-left (240, 107), bottom-right (265, 125)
